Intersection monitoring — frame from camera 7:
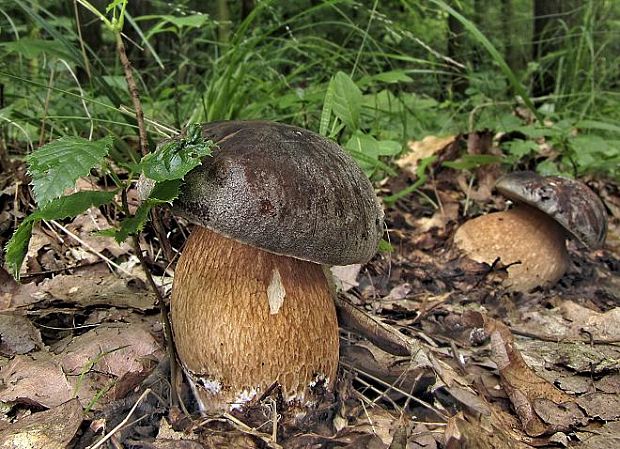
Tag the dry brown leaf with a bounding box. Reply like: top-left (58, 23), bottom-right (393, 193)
top-left (480, 314), bottom-right (586, 436)
top-left (331, 264), bottom-right (362, 292)
top-left (407, 423), bottom-right (438, 449)
top-left (397, 135), bottom-right (456, 177)
top-left (559, 302), bottom-right (620, 340)
top-left (576, 392), bottom-right (620, 421)
top-left (444, 411), bottom-right (532, 449)
top-left (40, 271), bottom-right (157, 310)
top-left (0, 352), bottom-right (73, 408)
top-left (0, 268), bottom-right (41, 310)
top-left (574, 421), bottom-right (620, 449)
top-left (0, 313), bottom-right (43, 356)
top-left (0, 398), bottom-right (83, 449)
top-left (0, 323), bottom-right (163, 409)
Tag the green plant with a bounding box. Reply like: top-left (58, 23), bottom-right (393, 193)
top-left (4, 124), bottom-right (213, 278)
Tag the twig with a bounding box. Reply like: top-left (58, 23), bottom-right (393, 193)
top-left (48, 219), bottom-right (133, 276)
top-left (87, 388), bottom-right (152, 449)
top-left (115, 28), bottom-right (180, 412)
top-left (73, 0), bottom-right (92, 79)
top-left (341, 361), bottom-right (448, 420)
top-left (115, 34), bottom-right (148, 157)
top-left (120, 189), bottom-right (180, 410)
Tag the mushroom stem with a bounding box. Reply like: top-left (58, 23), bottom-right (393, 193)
top-left (171, 227), bottom-right (339, 415)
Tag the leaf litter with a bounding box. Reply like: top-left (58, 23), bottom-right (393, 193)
top-left (0, 132), bottom-right (619, 447)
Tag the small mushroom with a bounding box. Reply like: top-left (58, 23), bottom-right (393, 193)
top-left (166, 121), bottom-right (383, 420)
top-left (454, 171), bottom-right (607, 292)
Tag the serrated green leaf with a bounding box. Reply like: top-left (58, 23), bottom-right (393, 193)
top-left (139, 124), bottom-right (214, 182)
top-left (114, 201), bottom-right (153, 243)
top-left (4, 190), bottom-right (116, 279)
top-left (27, 136), bottom-right (113, 206)
top-left (33, 191), bottom-right (117, 221)
top-left (331, 72), bottom-right (363, 131)
top-left (150, 179), bottom-right (182, 202)
top-left (4, 221), bottom-right (34, 279)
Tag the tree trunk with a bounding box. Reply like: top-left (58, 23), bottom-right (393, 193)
top-left (446, 1), bottom-right (467, 96)
top-left (501, 0), bottom-right (519, 71)
top-left (217, 0), bottom-right (231, 45)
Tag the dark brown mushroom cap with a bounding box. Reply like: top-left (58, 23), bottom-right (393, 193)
top-left (172, 120), bottom-right (384, 266)
top-left (495, 171), bottom-right (607, 250)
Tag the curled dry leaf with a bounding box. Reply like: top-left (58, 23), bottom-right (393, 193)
top-left (0, 398), bottom-right (83, 449)
top-left (476, 313), bottom-right (586, 436)
top-left (0, 267), bottom-right (39, 311)
top-left (336, 295), bottom-right (427, 357)
top-left (397, 135), bottom-right (457, 177)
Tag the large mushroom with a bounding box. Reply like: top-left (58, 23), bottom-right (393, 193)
top-left (164, 121), bottom-right (383, 421)
top-left (454, 171), bottom-right (607, 292)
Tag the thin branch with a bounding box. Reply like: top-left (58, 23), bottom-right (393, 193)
top-left (116, 34), bottom-right (148, 157)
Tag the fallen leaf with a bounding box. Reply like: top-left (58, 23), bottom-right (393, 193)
top-left (0, 313), bottom-right (43, 356)
top-left (0, 352), bottom-right (73, 408)
top-left (331, 264), bottom-right (362, 292)
top-left (0, 398), bottom-right (83, 449)
top-left (40, 271), bottom-right (156, 311)
top-left (480, 314), bottom-right (586, 436)
top-left (560, 302), bottom-right (620, 340)
top-left (397, 135), bottom-right (457, 177)
top-left (0, 323), bottom-right (163, 409)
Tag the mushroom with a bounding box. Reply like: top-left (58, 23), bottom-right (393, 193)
top-left (166, 121), bottom-right (383, 421)
top-left (454, 171), bottom-right (607, 292)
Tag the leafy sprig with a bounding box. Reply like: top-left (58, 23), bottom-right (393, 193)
top-left (5, 124), bottom-right (214, 278)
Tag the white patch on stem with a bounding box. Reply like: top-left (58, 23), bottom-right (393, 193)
top-left (267, 267), bottom-right (286, 314)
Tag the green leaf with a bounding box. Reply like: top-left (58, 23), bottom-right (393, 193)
top-left (331, 72), bottom-right (363, 131)
top-left (139, 124), bottom-right (214, 182)
top-left (113, 179), bottom-right (182, 243)
top-left (504, 140), bottom-right (539, 159)
top-left (4, 191), bottom-right (116, 278)
top-left (1, 38), bottom-right (75, 60)
top-left (4, 221), bottom-right (34, 279)
top-left (27, 136), bottom-right (113, 206)
top-left (32, 191), bottom-right (117, 221)
top-left (149, 179), bottom-right (183, 202)
top-left (576, 120), bottom-right (620, 134)
top-left (319, 80), bottom-right (335, 137)
top-left (358, 70), bottom-right (413, 86)
top-left (442, 154), bottom-right (504, 170)
top-left (114, 201), bottom-right (153, 243)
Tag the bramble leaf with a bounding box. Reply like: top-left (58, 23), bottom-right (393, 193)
top-left (112, 179), bottom-right (182, 243)
top-left (4, 190), bottom-right (116, 278)
top-left (27, 136), bottom-right (113, 206)
top-left (139, 124), bottom-right (214, 182)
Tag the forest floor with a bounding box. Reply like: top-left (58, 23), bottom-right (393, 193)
top-left (0, 131), bottom-right (619, 448)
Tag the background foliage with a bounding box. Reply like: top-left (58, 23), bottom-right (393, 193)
top-left (1, 0), bottom-right (619, 180)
